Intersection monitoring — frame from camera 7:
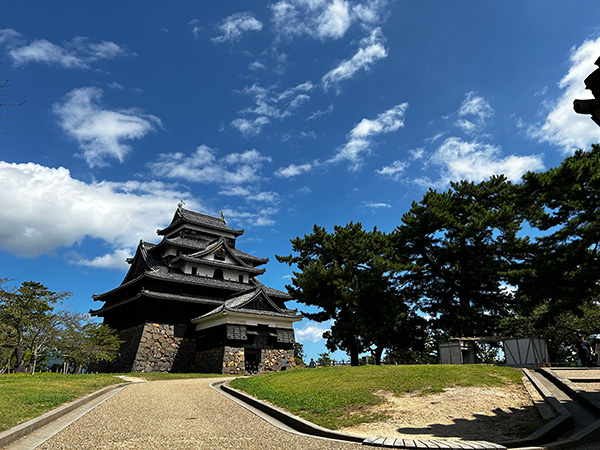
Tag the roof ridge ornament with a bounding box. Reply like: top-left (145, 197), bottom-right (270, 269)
top-left (219, 210), bottom-right (227, 224)
top-left (177, 200), bottom-right (186, 212)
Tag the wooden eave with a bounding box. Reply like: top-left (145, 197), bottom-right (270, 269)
top-left (90, 289), bottom-right (225, 315)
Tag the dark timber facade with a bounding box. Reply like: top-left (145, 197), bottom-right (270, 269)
top-left (90, 206), bottom-right (300, 374)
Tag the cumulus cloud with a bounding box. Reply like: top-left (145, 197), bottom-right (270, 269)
top-left (420, 137), bottom-right (544, 188)
top-left (270, 0), bottom-right (386, 41)
top-left (0, 161), bottom-right (194, 260)
top-left (455, 92), bottom-right (494, 135)
top-left (68, 248), bottom-right (134, 270)
top-left (295, 321), bottom-right (331, 343)
top-left (231, 117), bottom-right (271, 137)
top-left (330, 103), bottom-right (408, 170)
top-left (321, 28), bottom-right (387, 90)
top-left (531, 37), bottom-right (600, 153)
top-left (212, 12), bottom-right (263, 43)
top-left (274, 162), bottom-right (315, 178)
top-left (148, 145), bottom-right (272, 185)
top-left (0, 30), bottom-right (129, 69)
top-left (53, 87), bottom-right (161, 168)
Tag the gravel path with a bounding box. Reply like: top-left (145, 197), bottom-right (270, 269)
top-left (36, 378), bottom-right (362, 450)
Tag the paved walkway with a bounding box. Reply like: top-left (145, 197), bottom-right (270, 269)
top-left (31, 378), bottom-right (363, 450)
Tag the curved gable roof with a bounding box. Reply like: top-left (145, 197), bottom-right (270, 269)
top-left (157, 207), bottom-right (243, 237)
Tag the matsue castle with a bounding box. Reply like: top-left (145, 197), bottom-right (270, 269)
top-left (91, 206), bottom-right (300, 374)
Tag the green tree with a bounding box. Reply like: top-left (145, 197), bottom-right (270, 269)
top-left (394, 176), bottom-right (527, 338)
top-left (519, 145), bottom-right (600, 318)
top-left (0, 281), bottom-right (69, 372)
top-left (57, 313), bottom-right (122, 373)
top-left (316, 352), bottom-right (332, 366)
top-left (278, 223), bottom-right (415, 366)
top-left (293, 342), bottom-right (306, 366)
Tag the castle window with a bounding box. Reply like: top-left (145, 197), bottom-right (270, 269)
top-left (238, 274), bottom-right (244, 283)
top-left (213, 268), bottom-right (224, 280)
top-left (191, 267), bottom-right (197, 275)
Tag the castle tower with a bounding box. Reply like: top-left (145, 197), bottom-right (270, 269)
top-left (91, 206), bottom-right (300, 374)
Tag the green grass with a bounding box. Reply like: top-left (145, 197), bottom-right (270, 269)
top-left (0, 373), bottom-right (124, 432)
top-left (0, 372), bottom-right (229, 432)
top-left (230, 364), bottom-right (525, 429)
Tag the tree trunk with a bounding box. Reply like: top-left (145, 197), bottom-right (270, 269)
top-left (349, 339), bottom-right (359, 366)
top-left (14, 344), bottom-right (26, 373)
top-left (373, 346), bottom-right (384, 365)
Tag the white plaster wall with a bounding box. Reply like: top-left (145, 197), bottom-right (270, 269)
top-left (184, 262), bottom-right (247, 283)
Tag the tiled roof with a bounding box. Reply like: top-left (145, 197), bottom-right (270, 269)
top-left (230, 248), bottom-right (269, 265)
top-left (157, 208), bottom-right (243, 236)
top-left (250, 278), bottom-right (290, 299)
top-left (90, 289), bottom-right (224, 315)
top-left (193, 286), bottom-right (299, 322)
top-left (158, 237), bottom-right (268, 265)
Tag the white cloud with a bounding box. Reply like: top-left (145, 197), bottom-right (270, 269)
top-left (218, 186), bottom-right (280, 204)
top-left (68, 248), bottom-right (133, 270)
top-left (455, 92), bottom-right (494, 135)
top-left (0, 29), bottom-right (22, 45)
top-left (321, 28), bottom-right (387, 90)
top-left (233, 82), bottom-right (314, 136)
top-left (4, 33), bottom-right (128, 69)
top-left (189, 19), bottom-right (202, 39)
top-left (222, 207), bottom-right (278, 227)
top-left (239, 82), bottom-right (314, 118)
top-left (53, 87), bottom-right (161, 168)
top-left (231, 117), bottom-right (270, 137)
top-left (295, 321), bottom-right (331, 343)
top-left (409, 148), bottom-right (425, 160)
top-left (218, 186), bottom-right (252, 197)
top-left (149, 145), bottom-right (271, 185)
top-left (212, 12), bottom-right (263, 43)
top-left (531, 37), bottom-right (600, 153)
top-left (330, 103), bottom-right (408, 170)
top-left (376, 160), bottom-right (408, 181)
top-left (316, 0), bottom-right (352, 39)
top-left (0, 161), bottom-right (194, 260)
top-left (274, 162), bottom-right (314, 177)
top-left (270, 0), bottom-right (386, 41)
top-left (306, 104), bottom-right (334, 120)
top-left (250, 191), bottom-right (281, 203)
top-left (421, 137), bottom-right (544, 188)
top-left (363, 202), bottom-right (391, 208)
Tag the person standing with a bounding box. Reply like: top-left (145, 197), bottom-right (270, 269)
top-left (576, 336), bottom-right (592, 367)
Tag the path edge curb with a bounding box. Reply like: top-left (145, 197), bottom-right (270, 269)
top-left (219, 380), bottom-right (364, 443)
top-left (0, 382), bottom-right (127, 449)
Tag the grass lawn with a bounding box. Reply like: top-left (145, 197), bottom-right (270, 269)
top-left (0, 373), bottom-right (124, 432)
top-left (230, 364), bottom-right (525, 429)
top-left (0, 372), bottom-right (229, 433)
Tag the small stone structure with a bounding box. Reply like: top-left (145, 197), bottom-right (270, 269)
top-left (91, 207), bottom-right (300, 374)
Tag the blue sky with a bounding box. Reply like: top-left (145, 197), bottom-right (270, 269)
top-left (2, 1), bottom-right (600, 363)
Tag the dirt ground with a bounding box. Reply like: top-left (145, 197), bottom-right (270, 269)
top-left (340, 378), bottom-right (547, 442)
